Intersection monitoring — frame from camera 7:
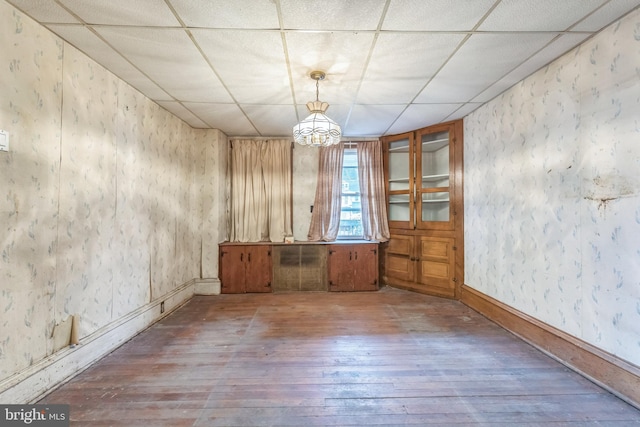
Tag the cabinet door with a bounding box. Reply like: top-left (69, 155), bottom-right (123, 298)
top-left (244, 245), bottom-right (272, 293)
top-left (417, 236), bottom-right (455, 297)
top-left (220, 246), bottom-right (247, 294)
top-left (415, 124), bottom-right (455, 231)
top-left (327, 245), bottom-right (355, 291)
top-left (384, 132), bottom-right (415, 230)
top-left (385, 235), bottom-right (415, 283)
top-left (352, 244), bottom-right (378, 291)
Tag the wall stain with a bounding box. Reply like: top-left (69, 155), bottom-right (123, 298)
top-left (583, 175), bottom-right (638, 212)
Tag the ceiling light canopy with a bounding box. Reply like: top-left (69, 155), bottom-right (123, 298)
top-left (292, 71), bottom-right (342, 147)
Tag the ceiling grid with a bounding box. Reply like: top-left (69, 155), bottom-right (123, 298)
top-left (7, 0), bottom-right (640, 137)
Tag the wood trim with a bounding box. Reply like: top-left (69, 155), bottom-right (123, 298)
top-left (0, 281), bottom-right (195, 404)
top-left (460, 284), bottom-right (640, 409)
top-left (452, 119), bottom-right (464, 299)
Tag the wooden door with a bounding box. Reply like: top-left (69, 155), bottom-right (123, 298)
top-left (220, 245), bottom-right (247, 294)
top-left (244, 245), bottom-right (272, 293)
top-left (327, 245), bottom-right (354, 291)
top-left (415, 123), bottom-right (455, 231)
top-left (352, 244), bottom-right (378, 291)
top-left (385, 235), bottom-right (415, 283)
top-left (417, 236), bottom-right (455, 297)
top-left (384, 132), bottom-right (415, 230)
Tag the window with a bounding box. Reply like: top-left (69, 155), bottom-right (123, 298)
top-left (338, 149), bottom-right (363, 238)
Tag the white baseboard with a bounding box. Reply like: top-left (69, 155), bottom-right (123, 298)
top-left (194, 278), bottom-right (221, 295)
top-left (0, 280), bottom-right (195, 404)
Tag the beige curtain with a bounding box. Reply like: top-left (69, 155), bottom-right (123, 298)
top-left (307, 143), bottom-right (344, 241)
top-left (357, 140), bottom-right (390, 242)
top-left (263, 140), bottom-right (293, 242)
top-left (229, 139), bottom-right (292, 242)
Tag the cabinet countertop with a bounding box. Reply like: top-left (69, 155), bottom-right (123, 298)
top-left (220, 240), bottom-right (380, 246)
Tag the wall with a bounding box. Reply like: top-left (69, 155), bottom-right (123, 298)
top-left (464, 8), bottom-right (640, 366)
top-left (0, 2), bottom-right (224, 401)
top-left (292, 145), bottom-right (319, 241)
top-left (198, 128), bottom-right (228, 287)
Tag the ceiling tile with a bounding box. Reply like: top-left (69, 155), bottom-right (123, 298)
top-left (184, 103), bottom-right (257, 136)
top-left (358, 32), bottom-right (465, 104)
top-left (243, 104), bottom-right (298, 136)
top-left (286, 31), bottom-right (374, 105)
top-left (57, 0), bottom-right (180, 26)
top-left (192, 29), bottom-right (291, 104)
top-left (444, 103), bottom-right (484, 122)
top-left (478, 0), bottom-right (605, 31)
top-left (94, 27), bottom-right (232, 103)
top-left (156, 101), bottom-right (210, 128)
top-left (572, 1), bottom-right (640, 31)
top-left (280, 0), bottom-right (387, 30)
top-left (386, 103), bottom-right (464, 135)
top-left (416, 33), bottom-right (557, 103)
top-left (7, 0), bottom-right (80, 23)
top-left (382, 0), bottom-right (496, 31)
top-left (343, 105), bottom-right (407, 137)
top-left (472, 33), bottom-right (591, 103)
top-left (168, 0), bottom-right (280, 29)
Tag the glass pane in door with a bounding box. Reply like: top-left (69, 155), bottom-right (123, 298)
top-left (388, 194), bottom-right (411, 221)
top-left (388, 138), bottom-right (411, 191)
top-left (421, 131), bottom-right (449, 189)
top-left (421, 192), bottom-right (449, 222)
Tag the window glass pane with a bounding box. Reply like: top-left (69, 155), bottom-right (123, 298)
top-left (338, 149), bottom-right (363, 238)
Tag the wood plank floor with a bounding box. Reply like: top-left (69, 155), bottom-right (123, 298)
top-left (40, 287), bottom-right (640, 426)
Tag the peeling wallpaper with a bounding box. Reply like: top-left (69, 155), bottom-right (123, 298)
top-left (0, 2), bottom-right (225, 383)
top-left (464, 9), bottom-right (640, 366)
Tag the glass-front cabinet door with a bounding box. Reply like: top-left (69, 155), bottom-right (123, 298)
top-left (416, 125), bottom-right (454, 230)
top-left (384, 125), bottom-right (455, 230)
top-left (385, 132), bottom-right (414, 229)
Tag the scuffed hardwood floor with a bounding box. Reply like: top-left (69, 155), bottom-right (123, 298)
top-left (40, 287), bottom-right (640, 426)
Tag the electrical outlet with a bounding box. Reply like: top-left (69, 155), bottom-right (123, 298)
top-left (160, 301), bottom-right (165, 313)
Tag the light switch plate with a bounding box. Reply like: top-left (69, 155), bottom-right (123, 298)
top-left (0, 130), bottom-right (8, 152)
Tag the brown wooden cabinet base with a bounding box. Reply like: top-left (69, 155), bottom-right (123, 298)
top-left (219, 244), bottom-right (272, 293)
top-left (220, 242), bottom-right (379, 293)
top-left (327, 244), bottom-right (378, 292)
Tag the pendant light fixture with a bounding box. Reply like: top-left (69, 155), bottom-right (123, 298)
top-left (292, 71), bottom-right (342, 147)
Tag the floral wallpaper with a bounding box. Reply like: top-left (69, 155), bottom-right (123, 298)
top-left (0, 2), bottom-right (223, 384)
top-left (464, 8), bottom-right (640, 366)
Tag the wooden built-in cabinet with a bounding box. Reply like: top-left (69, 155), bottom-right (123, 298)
top-left (382, 119), bottom-right (463, 298)
top-left (327, 244), bottom-right (378, 292)
top-left (219, 242), bottom-right (379, 293)
top-left (219, 244), bottom-right (272, 294)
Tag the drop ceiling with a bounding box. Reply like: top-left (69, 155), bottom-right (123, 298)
top-left (7, 0), bottom-right (640, 138)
